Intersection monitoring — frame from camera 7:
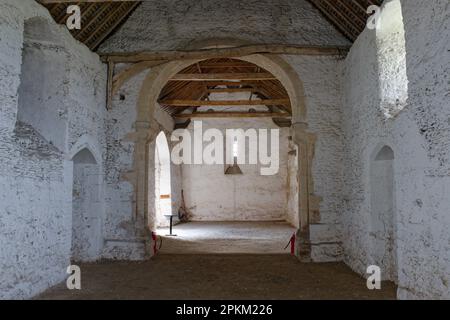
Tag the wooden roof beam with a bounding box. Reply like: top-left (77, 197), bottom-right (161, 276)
top-left (159, 99), bottom-right (290, 107)
top-left (206, 88), bottom-right (260, 93)
top-left (174, 112), bottom-right (291, 119)
top-left (170, 73), bottom-right (276, 81)
top-left (101, 44), bottom-right (350, 63)
top-left (40, 0), bottom-right (137, 3)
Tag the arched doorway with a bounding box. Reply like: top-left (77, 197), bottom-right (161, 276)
top-left (154, 131), bottom-right (172, 228)
top-left (370, 145), bottom-right (397, 282)
top-left (71, 147), bottom-right (102, 261)
top-left (133, 49), bottom-right (315, 259)
top-left (144, 57), bottom-right (306, 254)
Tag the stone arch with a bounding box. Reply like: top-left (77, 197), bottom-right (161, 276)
top-left (133, 40), bottom-right (315, 260)
top-left (68, 134), bottom-right (102, 166)
top-left (136, 46), bottom-right (307, 125)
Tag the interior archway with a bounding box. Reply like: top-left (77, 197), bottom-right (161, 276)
top-left (136, 52), bottom-right (307, 125)
top-left (142, 57), bottom-right (309, 255)
top-left (134, 49), bottom-right (314, 258)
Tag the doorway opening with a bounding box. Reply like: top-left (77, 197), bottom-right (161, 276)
top-left (150, 58), bottom-right (299, 254)
top-left (154, 131), bottom-right (173, 228)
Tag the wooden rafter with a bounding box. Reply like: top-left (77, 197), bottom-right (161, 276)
top-left (307, 0), bottom-right (384, 41)
top-left (170, 73), bottom-right (277, 82)
top-left (37, 1), bottom-right (141, 50)
top-left (38, 0), bottom-right (382, 54)
top-left (40, 0), bottom-right (136, 2)
top-left (174, 112), bottom-right (291, 119)
top-left (159, 99), bottom-right (290, 107)
top-left (156, 58), bottom-right (292, 120)
top-left (206, 88), bottom-right (259, 94)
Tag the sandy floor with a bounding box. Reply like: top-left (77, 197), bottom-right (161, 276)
top-left (156, 221), bottom-right (296, 254)
top-left (36, 254), bottom-right (396, 300)
top-left (36, 221), bottom-right (396, 300)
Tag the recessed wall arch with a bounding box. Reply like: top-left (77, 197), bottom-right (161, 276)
top-left (70, 146), bottom-right (103, 261)
top-left (68, 134), bottom-right (102, 166)
top-left (69, 135), bottom-right (104, 261)
top-left (369, 143), bottom-right (398, 282)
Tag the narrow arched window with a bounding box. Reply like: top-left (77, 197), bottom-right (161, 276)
top-left (376, 0), bottom-right (408, 118)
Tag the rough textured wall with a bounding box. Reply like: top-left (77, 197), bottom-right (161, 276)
top-left (17, 35), bottom-right (67, 151)
top-left (103, 71), bottom-right (142, 259)
top-left (377, 0), bottom-right (408, 118)
top-left (99, 0), bottom-right (349, 52)
top-left (398, 0), bottom-right (449, 299)
top-left (0, 0), bottom-right (106, 299)
top-left (341, 0), bottom-right (449, 299)
top-left (103, 69), bottom-right (182, 259)
top-left (283, 55), bottom-right (345, 262)
top-left (181, 118), bottom-right (290, 222)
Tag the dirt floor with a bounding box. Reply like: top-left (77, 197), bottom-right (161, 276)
top-left (157, 221), bottom-right (296, 254)
top-left (36, 254), bottom-right (396, 300)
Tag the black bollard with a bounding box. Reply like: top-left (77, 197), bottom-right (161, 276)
top-left (165, 215), bottom-right (177, 236)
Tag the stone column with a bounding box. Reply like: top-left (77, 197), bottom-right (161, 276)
top-left (130, 120), bottom-right (161, 258)
top-left (292, 122), bottom-right (317, 262)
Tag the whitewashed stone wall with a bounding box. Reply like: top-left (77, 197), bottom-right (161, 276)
top-left (0, 0), bottom-right (106, 299)
top-left (341, 0), bottom-right (449, 299)
top-left (103, 71), bottom-right (143, 260)
top-left (284, 55), bottom-right (345, 262)
top-left (103, 69), bottom-right (183, 259)
top-left (5, 0), bottom-right (447, 301)
top-left (99, 0), bottom-right (349, 53)
top-left (180, 118), bottom-right (290, 222)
